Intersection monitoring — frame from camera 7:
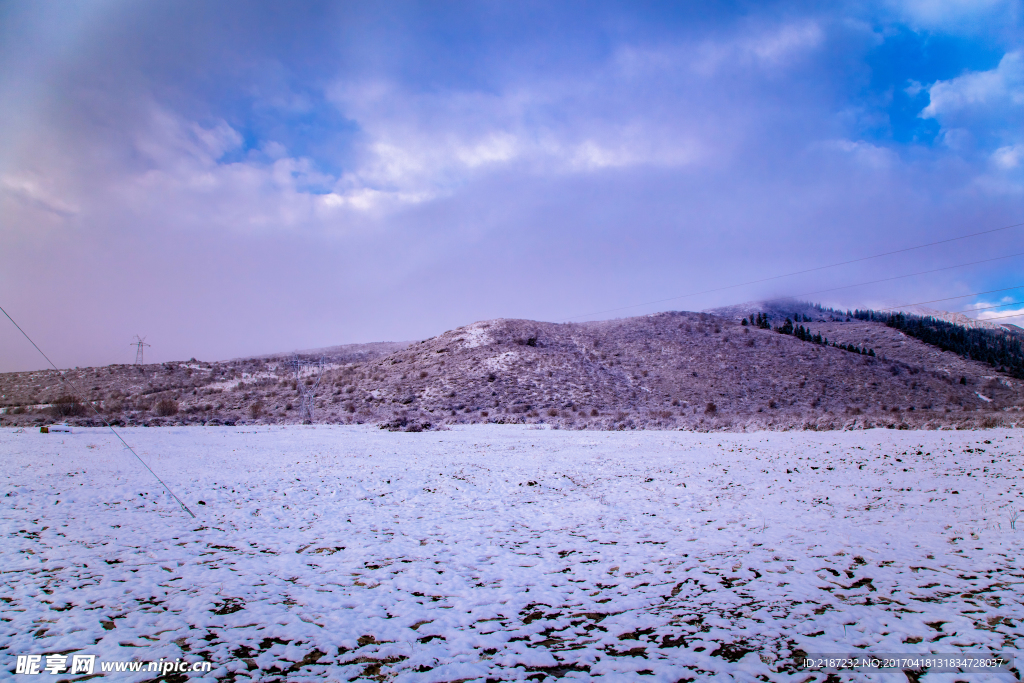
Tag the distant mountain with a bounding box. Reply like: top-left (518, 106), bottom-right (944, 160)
top-left (3, 307), bottom-right (1020, 431)
top-left (900, 306), bottom-right (1007, 331)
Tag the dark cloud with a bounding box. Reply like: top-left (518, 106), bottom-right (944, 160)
top-left (1, 0), bottom-right (1022, 371)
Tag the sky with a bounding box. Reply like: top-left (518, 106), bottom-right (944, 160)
top-left (1, 0), bottom-right (1023, 371)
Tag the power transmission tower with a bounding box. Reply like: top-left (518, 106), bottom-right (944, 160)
top-left (131, 335), bottom-right (150, 365)
top-left (290, 355), bottom-right (325, 424)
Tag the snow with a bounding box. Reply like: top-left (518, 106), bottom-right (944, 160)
top-left (458, 324), bottom-right (493, 349)
top-left (484, 351), bottom-right (520, 372)
top-left (2, 425), bottom-right (1022, 681)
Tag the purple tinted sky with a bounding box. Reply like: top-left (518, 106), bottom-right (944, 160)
top-left (1, 1), bottom-right (1023, 371)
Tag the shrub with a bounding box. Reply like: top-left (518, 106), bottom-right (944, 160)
top-left (52, 395), bottom-right (85, 417)
top-left (705, 402), bottom-right (717, 415)
top-left (590, 408), bottom-right (599, 416)
top-left (547, 408), bottom-right (559, 417)
top-left (249, 400), bottom-right (264, 419)
top-left (155, 398), bottom-right (179, 417)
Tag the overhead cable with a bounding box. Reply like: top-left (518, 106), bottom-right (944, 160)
top-left (0, 303), bottom-right (196, 519)
top-left (790, 251), bottom-right (1024, 299)
top-left (877, 284), bottom-right (1024, 311)
top-left (564, 219), bottom-right (1024, 321)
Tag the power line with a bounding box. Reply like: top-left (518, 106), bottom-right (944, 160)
top-left (0, 303), bottom-right (196, 520)
top-left (970, 311), bottom-right (1024, 322)
top-left (790, 251), bottom-right (1024, 299)
top-left (878, 285), bottom-right (1024, 311)
top-left (564, 219), bottom-right (1024, 321)
top-left (962, 300), bottom-right (1024, 313)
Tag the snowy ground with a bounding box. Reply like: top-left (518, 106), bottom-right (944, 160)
top-left (2, 425), bottom-right (1023, 682)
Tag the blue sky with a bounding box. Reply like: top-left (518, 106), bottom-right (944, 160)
top-left (1, 0), bottom-right (1023, 370)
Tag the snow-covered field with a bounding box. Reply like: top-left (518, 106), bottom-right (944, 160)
top-left (2, 425), bottom-right (1023, 681)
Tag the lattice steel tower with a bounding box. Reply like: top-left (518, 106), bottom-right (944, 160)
top-left (131, 335), bottom-right (150, 365)
top-left (290, 355), bottom-right (326, 424)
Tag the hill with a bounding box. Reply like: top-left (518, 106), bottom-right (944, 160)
top-left (2, 306), bottom-right (1021, 431)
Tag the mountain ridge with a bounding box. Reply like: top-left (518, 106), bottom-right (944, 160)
top-left (2, 303), bottom-right (1021, 431)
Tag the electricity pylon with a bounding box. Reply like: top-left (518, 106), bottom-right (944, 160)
top-left (131, 335), bottom-right (150, 365)
top-left (290, 355), bottom-right (325, 424)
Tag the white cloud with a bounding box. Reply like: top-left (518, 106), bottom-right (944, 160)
top-left (455, 132), bottom-right (520, 168)
top-left (748, 22), bottom-right (825, 63)
top-left (967, 296), bottom-right (1024, 324)
top-left (992, 144), bottom-right (1024, 169)
top-left (922, 51), bottom-right (1024, 119)
top-left (974, 305), bottom-right (1024, 323)
top-left (321, 77), bottom-right (711, 210)
top-left (820, 139), bottom-right (897, 168)
top-left (690, 21), bottom-right (824, 76)
top-left (0, 172), bottom-right (79, 216)
top-left (892, 0), bottom-right (1012, 29)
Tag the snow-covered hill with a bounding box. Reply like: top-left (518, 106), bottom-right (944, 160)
top-left (2, 310), bottom-right (1021, 431)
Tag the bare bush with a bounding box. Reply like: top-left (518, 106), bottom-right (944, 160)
top-left (52, 395), bottom-right (85, 417)
top-left (155, 398), bottom-right (179, 417)
top-left (705, 402), bottom-right (717, 415)
top-left (249, 400), bottom-right (264, 419)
